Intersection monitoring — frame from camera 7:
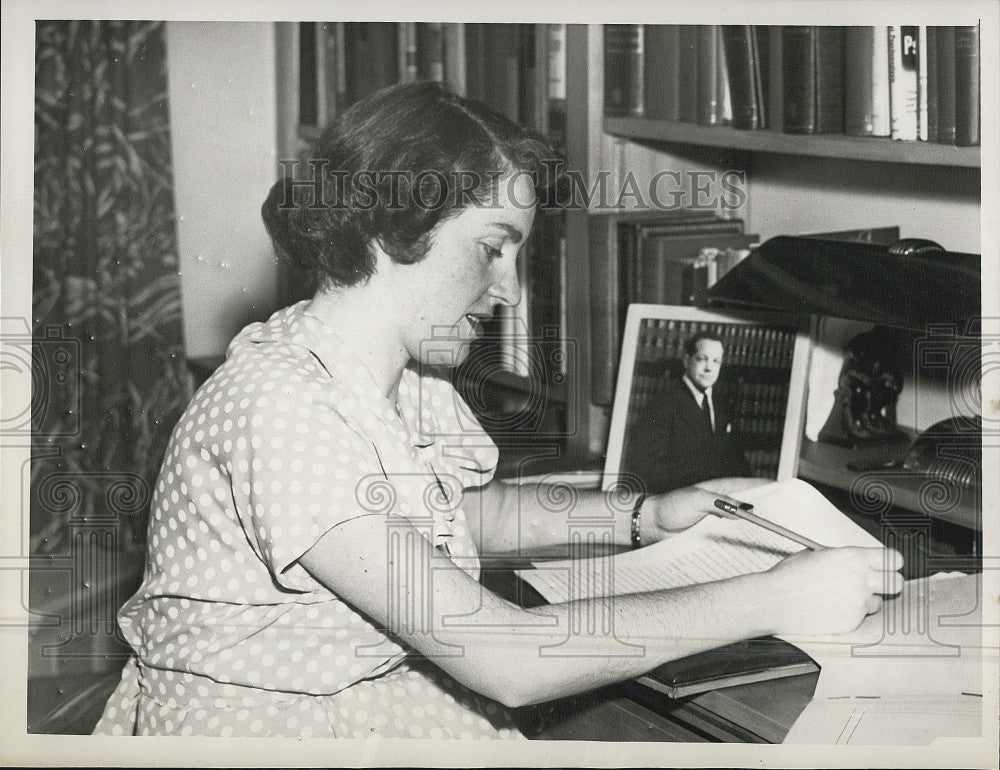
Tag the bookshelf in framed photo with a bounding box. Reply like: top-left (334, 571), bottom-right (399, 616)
top-left (602, 304), bottom-right (811, 494)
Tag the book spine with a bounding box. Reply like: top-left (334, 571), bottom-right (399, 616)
top-left (925, 26), bottom-right (938, 142)
top-left (547, 24), bottom-right (568, 150)
top-left (722, 26), bottom-right (762, 130)
top-left (417, 22), bottom-right (445, 82)
top-left (697, 25), bottom-right (721, 126)
top-left (604, 24), bottom-right (644, 117)
top-left (557, 234), bottom-right (568, 377)
top-left (443, 23), bottom-right (466, 96)
top-left (765, 26), bottom-right (782, 131)
top-left (814, 26), bottom-right (844, 133)
top-left (343, 23), bottom-right (399, 105)
top-left (935, 26), bottom-right (956, 144)
top-left (918, 26), bottom-right (929, 140)
top-left (678, 25), bottom-right (700, 122)
top-left (589, 216), bottom-right (620, 406)
top-left (482, 25), bottom-right (520, 121)
top-left (750, 26), bottom-right (767, 129)
top-left (518, 24), bottom-right (537, 128)
top-left (398, 22), bottom-right (418, 83)
top-left (644, 25), bottom-right (682, 121)
top-left (954, 24), bottom-right (980, 147)
top-left (464, 23), bottom-right (485, 102)
top-left (844, 26), bottom-right (875, 135)
top-left (888, 25), bottom-right (919, 140)
top-left (717, 26), bottom-right (732, 125)
top-left (782, 26), bottom-right (817, 134)
top-left (322, 22), bottom-right (347, 124)
top-left (871, 26), bottom-right (892, 136)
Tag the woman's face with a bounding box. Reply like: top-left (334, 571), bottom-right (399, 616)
top-left (399, 173), bottom-right (536, 368)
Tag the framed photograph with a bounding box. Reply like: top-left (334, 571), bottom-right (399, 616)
top-left (602, 304), bottom-right (812, 493)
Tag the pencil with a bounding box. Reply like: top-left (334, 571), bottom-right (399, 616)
top-left (713, 499), bottom-right (825, 551)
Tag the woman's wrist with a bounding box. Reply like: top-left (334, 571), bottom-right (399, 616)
top-left (630, 493), bottom-right (645, 549)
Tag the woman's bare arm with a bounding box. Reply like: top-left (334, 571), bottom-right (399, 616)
top-left (463, 476), bottom-right (771, 555)
top-left (299, 512), bottom-right (902, 708)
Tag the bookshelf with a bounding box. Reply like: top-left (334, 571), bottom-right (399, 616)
top-left (604, 117), bottom-right (981, 168)
top-left (275, 22), bottom-right (982, 469)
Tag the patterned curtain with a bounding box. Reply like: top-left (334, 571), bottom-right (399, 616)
top-left (32, 20), bottom-right (190, 587)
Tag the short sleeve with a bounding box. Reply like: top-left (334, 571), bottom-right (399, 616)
top-left (403, 370), bottom-right (499, 489)
top-left (228, 350), bottom-right (386, 592)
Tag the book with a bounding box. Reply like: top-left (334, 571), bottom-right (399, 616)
top-left (604, 24), bottom-right (644, 117)
top-left (297, 22), bottom-right (319, 128)
top-left (525, 210), bottom-right (567, 375)
top-left (812, 26), bottom-right (844, 133)
top-left (637, 229), bottom-right (755, 306)
top-left (717, 26), bottom-right (732, 125)
top-left (918, 26), bottom-right (930, 140)
top-left (925, 26), bottom-right (938, 141)
top-left (416, 22), bottom-right (445, 82)
top-left (763, 26), bottom-right (782, 131)
top-left (722, 26), bottom-right (766, 130)
top-left (442, 23), bottom-right (466, 96)
top-left (398, 22), bottom-right (418, 83)
top-left (844, 26), bottom-right (891, 137)
top-left (782, 26), bottom-right (845, 134)
top-left (343, 22), bottom-right (399, 105)
top-left (696, 25), bottom-right (722, 126)
top-left (546, 24), bottom-right (568, 150)
top-left (518, 24), bottom-right (538, 129)
top-left (464, 23), bottom-right (485, 102)
top-left (888, 25), bottom-right (919, 140)
top-left (935, 26), bottom-right (957, 144)
top-left (640, 635), bottom-right (819, 699)
top-left (954, 24), bottom-right (980, 146)
top-left (677, 25), bottom-right (700, 122)
top-left (644, 25), bottom-right (682, 121)
top-left (588, 211), bottom-right (726, 405)
top-left (321, 22), bottom-right (347, 125)
top-left (481, 24), bottom-right (521, 121)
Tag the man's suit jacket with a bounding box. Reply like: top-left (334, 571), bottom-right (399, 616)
top-left (624, 378), bottom-right (750, 495)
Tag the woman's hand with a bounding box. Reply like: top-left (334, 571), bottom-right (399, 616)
top-left (762, 546), bottom-right (905, 636)
top-left (639, 485), bottom-right (725, 542)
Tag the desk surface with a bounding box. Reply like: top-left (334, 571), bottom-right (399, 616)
top-left (482, 565), bottom-right (818, 743)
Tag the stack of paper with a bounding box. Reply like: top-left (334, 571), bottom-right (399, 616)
top-left (782, 572), bottom-right (986, 745)
top-left (516, 478), bottom-right (883, 604)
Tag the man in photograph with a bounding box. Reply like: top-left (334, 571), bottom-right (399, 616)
top-left (626, 331), bottom-right (750, 494)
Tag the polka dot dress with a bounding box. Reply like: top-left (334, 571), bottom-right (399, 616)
top-left (94, 302), bottom-right (521, 738)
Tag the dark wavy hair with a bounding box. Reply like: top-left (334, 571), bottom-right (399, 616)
top-left (683, 331), bottom-right (725, 356)
top-left (261, 81), bottom-right (557, 290)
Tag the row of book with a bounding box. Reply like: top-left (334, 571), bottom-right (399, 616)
top-left (635, 318), bottom-right (796, 371)
top-left (604, 24), bottom-right (981, 146)
top-left (299, 22), bottom-right (568, 150)
top-left (736, 382), bottom-right (793, 419)
top-left (744, 449), bottom-right (782, 478)
top-left (297, 23), bottom-right (574, 385)
top-left (590, 211), bottom-right (759, 405)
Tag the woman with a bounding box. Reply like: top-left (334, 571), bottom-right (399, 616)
top-left (95, 82), bottom-right (902, 738)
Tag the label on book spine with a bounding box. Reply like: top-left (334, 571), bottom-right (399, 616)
top-left (889, 25), bottom-right (919, 140)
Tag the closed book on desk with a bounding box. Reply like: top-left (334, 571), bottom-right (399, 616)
top-left (640, 636), bottom-right (819, 699)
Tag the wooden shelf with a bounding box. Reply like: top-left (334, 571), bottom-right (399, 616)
top-left (605, 117), bottom-right (981, 168)
top-left (797, 439), bottom-right (980, 531)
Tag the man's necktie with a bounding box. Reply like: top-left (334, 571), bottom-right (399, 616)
top-left (702, 393), bottom-right (713, 432)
